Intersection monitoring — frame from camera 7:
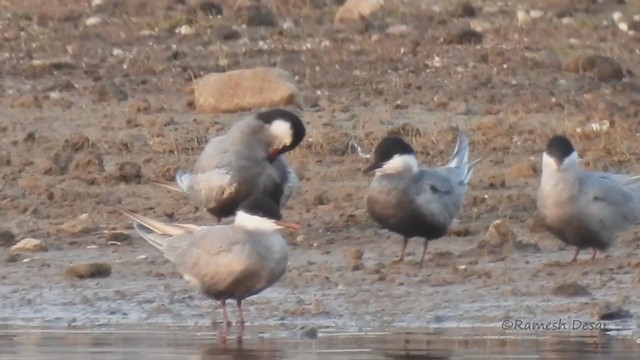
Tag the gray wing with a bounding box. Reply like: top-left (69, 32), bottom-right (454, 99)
top-left (172, 226), bottom-right (252, 283)
top-left (414, 169), bottom-right (465, 227)
top-left (578, 172), bottom-right (640, 232)
top-left (272, 156), bottom-right (299, 207)
top-left (175, 134), bottom-right (237, 209)
top-left (193, 135), bottom-right (231, 174)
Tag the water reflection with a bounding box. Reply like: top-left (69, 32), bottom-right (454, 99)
top-left (0, 326), bottom-right (639, 360)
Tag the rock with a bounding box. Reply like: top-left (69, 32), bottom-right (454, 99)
top-left (23, 131), bottom-right (36, 143)
top-left (334, 0), bottom-right (384, 25)
top-left (43, 148), bottom-right (75, 175)
top-left (66, 132), bottom-right (92, 151)
top-left (69, 151), bottom-right (104, 176)
top-left (85, 16), bottom-right (102, 26)
top-left (25, 57), bottom-right (76, 78)
top-left (64, 263), bottom-right (112, 279)
top-left (563, 54), bottom-right (624, 82)
top-left (214, 24), bottom-right (241, 41)
top-left (12, 94), bottom-right (42, 109)
top-left (91, 81), bottom-right (128, 102)
top-left (597, 305), bottom-right (632, 321)
top-left (197, 1), bottom-right (223, 16)
top-left (294, 325), bottom-right (319, 339)
top-left (477, 219), bottom-right (540, 255)
top-left (451, 2), bottom-right (476, 18)
top-left (117, 161), bottom-right (143, 183)
top-left (0, 148), bottom-right (10, 166)
top-left (0, 230), bottom-right (16, 247)
top-left (105, 231), bottom-right (132, 245)
top-left (59, 215), bottom-right (97, 235)
top-left (445, 28), bottom-right (483, 45)
top-left (386, 24), bottom-right (410, 35)
top-left (176, 24), bottom-right (195, 35)
top-left (236, 3), bottom-right (277, 27)
top-left (5, 253), bottom-right (22, 263)
top-left (10, 238), bottom-right (48, 253)
top-left (193, 67), bottom-right (301, 113)
top-left (345, 247), bottom-right (364, 263)
top-left (128, 98), bottom-right (151, 114)
top-left (551, 282), bottom-right (591, 297)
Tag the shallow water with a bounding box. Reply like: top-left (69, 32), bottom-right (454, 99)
top-left (1, 326), bottom-right (640, 360)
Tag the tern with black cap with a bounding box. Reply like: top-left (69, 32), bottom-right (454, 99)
top-left (363, 131), bottom-right (481, 265)
top-left (155, 109), bottom-right (306, 222)
top-left (537, 134), bottom-right (640, 262)
top-left (120, 195), bottom-right (300, 327)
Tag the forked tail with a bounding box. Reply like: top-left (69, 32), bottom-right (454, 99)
top-left (118, 209), bottom-right (200, 251)
top-left (447, 131), bottom-right (483, 184)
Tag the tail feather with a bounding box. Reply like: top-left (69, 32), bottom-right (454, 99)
top-left (463, 157), bottom-right (484, 184)
top-left (175, 170), bottom-right (193, 193)
top-left (133, 222), bottom-right (170, 251)
top-left (447, 131), bottom-right (469, 168)
top-left (150, 180), bottom-right (182, 193)
top-left (445, 131), bottom-right (483, 184)
top-left (118, 209), bottom-right (198, 236)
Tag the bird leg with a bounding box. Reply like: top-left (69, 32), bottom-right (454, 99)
top-left (399, 237), bottom-right (409, 261)
top-left (570, 248), bottom-right (580, 263)
top-left (236, 299), bottom-right (245, 328)
top-left (420, 240), bottom-right (429, 267)
top-left (220, 300), bottom-right (231, 328)
top-left (591, 249), bottom-right (598, 260)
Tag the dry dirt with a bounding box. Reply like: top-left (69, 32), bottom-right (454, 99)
top-left (2, 0), bottom-right (640, 332)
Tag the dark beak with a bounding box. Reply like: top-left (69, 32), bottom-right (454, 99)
top-left (363, 162), bottom-right (382, 173)
top-left (267, 148), bottom-right (280, 162)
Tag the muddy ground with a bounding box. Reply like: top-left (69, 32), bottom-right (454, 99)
top-left (2, 0), bottom-right (640, 331)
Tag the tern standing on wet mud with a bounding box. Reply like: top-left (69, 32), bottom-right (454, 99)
top-left (363, 132), bottom-right (481, 265)
top-left (157, 109), bottom-right (306, 222)
top-left (120, 195), bottom-right (300, 327)
top-left (537, 134), bottom-right (640, 262)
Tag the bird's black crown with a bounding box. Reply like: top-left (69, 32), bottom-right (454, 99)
top-left (256, 109), bottom-right (306, 153)
top-left (238, 195), bottom-right (283, 221)
top-left (363, 136), bottom-right (416, 173)
top-left (373, 137), bottom-right (415, 163)
top-left (545, 135), bottom-right (575, 162)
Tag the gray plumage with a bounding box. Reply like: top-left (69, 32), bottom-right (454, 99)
top-left (537, 135), bottom-right (640, 262)
top-left (119, 197), bottom-right (293, 325)
top-left (364, 132), bottom-right (481, 265)
top-left (160, 109), bottom-right (305, 222)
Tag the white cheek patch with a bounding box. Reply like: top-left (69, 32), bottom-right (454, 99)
top-left (235, 211), bottom-right (279, 231)
top-left (379, 154), bottom-right (418, 174)
top-left (270, 119), bottom-right (293, 149)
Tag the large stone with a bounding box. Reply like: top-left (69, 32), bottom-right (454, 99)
top-left (10, 238), bottom-right (48, 252)
top-left (192, 67), bottom-right (301, 113)
top-left (477, 219), bottom-right (540, 255)
top-left (334, 0), bottom-right (384, 25)
top-left (64, 263), bottom-right (112, 279)
top-left (563, 54), bottom-right (624, 82)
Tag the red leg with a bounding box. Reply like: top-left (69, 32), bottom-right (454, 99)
top-left (220, 300), bottom-right (231, 328)
top-left (420, 240), bottom-right (429, 267)
top-left (571, 248), bottom-right (580, 263)
top-left (236, 300), bottom-right (245, 327)
top-left (399, 237), bottom-right (409, 261)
